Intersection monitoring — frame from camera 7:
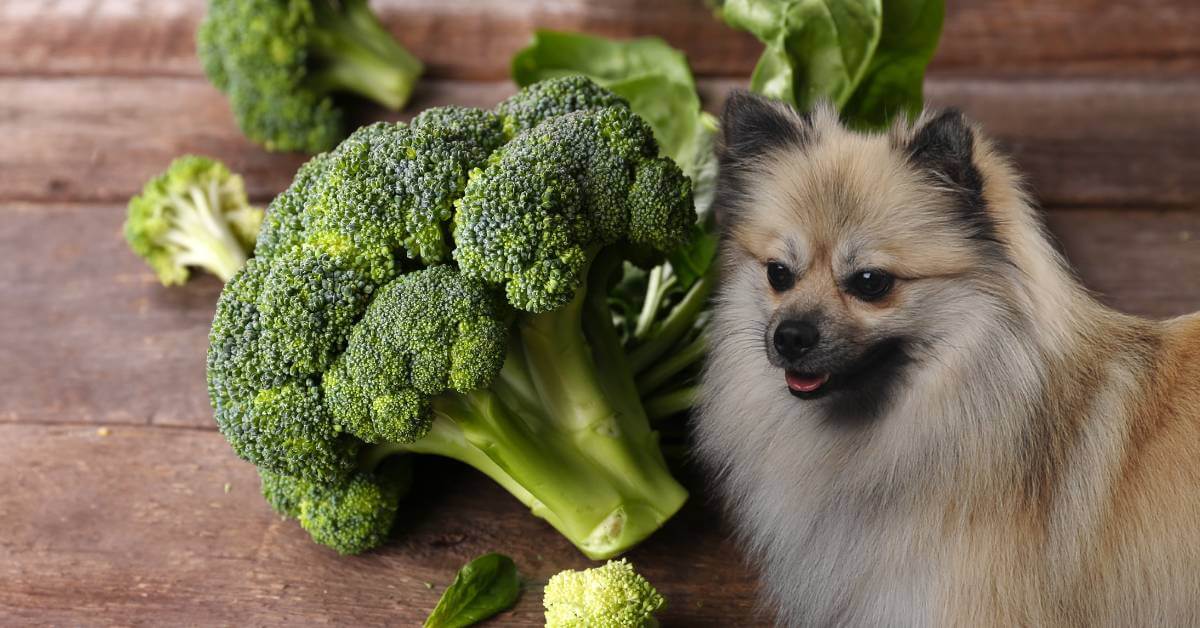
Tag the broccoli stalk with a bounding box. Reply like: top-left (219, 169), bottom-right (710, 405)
top-left (362, 259), bottom-right (685, 558)
top-left (306, 0), bottom-right (423, 111)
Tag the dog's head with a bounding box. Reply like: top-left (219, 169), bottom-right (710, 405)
top-left (714, 92), bottom-right (1015, 421)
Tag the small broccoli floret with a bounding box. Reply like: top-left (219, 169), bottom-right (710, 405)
top-left (543, 559), bottom-right (666, 628)
top-left (260, 461), bottom-right (410, 555)
top-left (208, 77), bottom-right (693, 558)
top-left (496, 74), bottom-right (629, 137)
top-left (454, 106), bottom-right (693, 313)
top-left (197, 0), bottom-right (424, 153)
top-left (125, 155), bottom-right (262, 285)
top-left (324, 265), bottom-right (508, 443)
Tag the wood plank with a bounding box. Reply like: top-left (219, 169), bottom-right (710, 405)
top-left (2, 0), bottom-right (1197, 79)
top-left (2, 203), bottom-right (1198, 429)
top-left (4, 76), bottom-right (1198, 207)
top-left (0, 423), bottom-right (759, 626)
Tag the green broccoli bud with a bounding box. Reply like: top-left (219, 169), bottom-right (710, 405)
top-left (260, 460), bottom-right (411, 555)
top-left (543, 559), bottom-right (665, 628)
top-left (454, 106), bottom-right (694, 313)
top-left (125, 155), bottom-right (262, 285)
top-left (324, 265), bottom-right (508, 443)
top-left (496, 74), bottom-right (629, 138)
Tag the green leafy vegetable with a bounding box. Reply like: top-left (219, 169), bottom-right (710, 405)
top-left (424, 553), bottom-right (520, 628)
top-left (840, 0), bottom-right (945, 128)
top-left (714, 0), bottom-right (943, 125)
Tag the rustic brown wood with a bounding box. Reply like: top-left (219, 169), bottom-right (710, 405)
top-left (4, 76), bottom-right (1198, 207)
top-left (2, 0), bottom-right (1197, 79)
top-left (3, 203), bottom-right (1198, 430)
top-left (0, 424), bottom-right (759, 626)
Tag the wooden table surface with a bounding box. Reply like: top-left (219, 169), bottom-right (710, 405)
top-left (2, 1), bottom-right (1198, 625)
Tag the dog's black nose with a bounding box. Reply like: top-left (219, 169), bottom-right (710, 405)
top-left (774, 320), bottom-right (819, 359)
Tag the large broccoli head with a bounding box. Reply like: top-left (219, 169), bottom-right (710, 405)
top-left (197, 0), bottom-right (424, 153)
top-left (208, 77), bottom-right (693, 557)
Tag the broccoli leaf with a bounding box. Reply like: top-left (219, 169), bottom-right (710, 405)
top-left (423, 553), bottom-right (521, 628)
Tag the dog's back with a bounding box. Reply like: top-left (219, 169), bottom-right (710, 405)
top-left (1081, 314), bottom-right (1200, 626)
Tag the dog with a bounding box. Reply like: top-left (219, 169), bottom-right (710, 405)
top-left (693, 91), bottom-right (1200, 626)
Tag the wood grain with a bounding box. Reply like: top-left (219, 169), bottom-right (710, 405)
top-left (0, 423), bottom-right (758, 626)
top-left (3, 203), bottom-right (1197, 430)
top-left (2, 0), bottom-right (1197, 79)
top-left (4, 76), bottom-right (1198, 207)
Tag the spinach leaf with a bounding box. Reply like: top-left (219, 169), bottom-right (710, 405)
top-left (718, 0), bottom-right (883, 110)
top-left (423, 553), bottom-right (520, 628)
top-left (715, 0), bottom-right (942, 128)
top-left (841, 0), bottom-right (944, 128)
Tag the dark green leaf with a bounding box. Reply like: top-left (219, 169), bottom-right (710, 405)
top-left (423, 553), bottom-right (520, 628)
top-left (668, 224), bottom-right (719, 289)
top-left (720, 0), bottom-right (883, 109)
top-left (840, 0), bottom-right (944, 128)
top-left (512, 30), bottom-right (695, 90)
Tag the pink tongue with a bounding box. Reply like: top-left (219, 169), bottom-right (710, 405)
top-left (786, 371), bottom-right (830, 393)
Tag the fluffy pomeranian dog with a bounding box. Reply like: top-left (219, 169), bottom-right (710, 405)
top-left (694, 92), bottom-right (1200, 626)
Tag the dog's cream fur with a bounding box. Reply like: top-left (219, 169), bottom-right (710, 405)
top-left (694, 96), bottom-right (1200, 626)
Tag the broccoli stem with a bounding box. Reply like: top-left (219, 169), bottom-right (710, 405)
top-left (164, 181), bottom-right (248, 282)
top-left (628, 268), bottom-right (715, 374)
top-left (307, 0), bottom-right (423, 110)
top-left (365, 249), bottom-right (688, 559)
top-left (633, 266), bottom-right (674, 341)
top-left (644, 386), bottom-right (697, 422)
top-left (636, 332), bottom-right (706, 396)
top-left (388, 383), bottom-right (686, 559)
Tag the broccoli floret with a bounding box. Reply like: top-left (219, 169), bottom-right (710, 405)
top-left (207, 76), bottom-right (693, 559)
top-left (260, 460), bottom-right (410, 554)
top-left (324, 265), bottom-right (509, 443)
top-left (543, 559), bottom-right (666, 627)
top-left (495, 74), bottom-right (628, 137)
top-left (197, 0), bottom-right (424, 153)
top-left (455, 105), bottom-right (692, 312)
top-left (125, 155), bottom-right (262, 285)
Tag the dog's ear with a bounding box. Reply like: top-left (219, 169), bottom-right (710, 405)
top-left (719, 91), bottom-right (810, 164)
top-left (907, 110), bottom-right (985, 206)
top-left (907, 109), bottom-right (993, 240)
top-left (715, 92), bottom-right (810, 231)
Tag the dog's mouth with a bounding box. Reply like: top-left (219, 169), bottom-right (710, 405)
top-left (783, 339), bottom-right (908, 401)
top-left (785, 371), bottom-right (831, 397)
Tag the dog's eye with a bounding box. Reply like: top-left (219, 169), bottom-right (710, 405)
top-left (847, 270), bottom-right (894, 301)
top-left (766, 261), bottom-right (795, 292)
